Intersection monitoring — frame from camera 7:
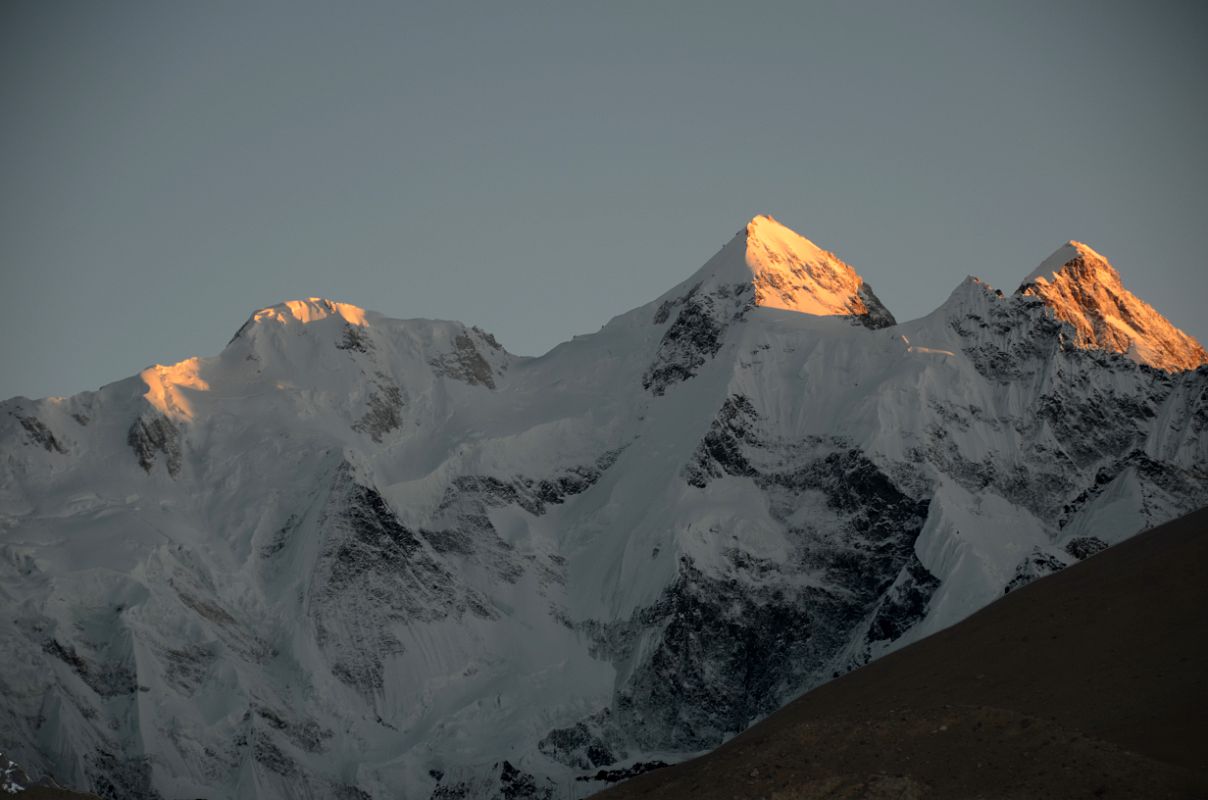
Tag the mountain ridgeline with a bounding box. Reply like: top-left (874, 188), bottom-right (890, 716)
top-left (1, 216), bottom-right (1205, 799)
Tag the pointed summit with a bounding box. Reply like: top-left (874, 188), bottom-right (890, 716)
top-left (1019, 241), bottom-right (1115, 286)
top-left (1018, 242), bottom-right (1207, 372)
top-left (674, 215), bottom-right (895, 329)
top-left (744, 215), bottom-right (895, 328)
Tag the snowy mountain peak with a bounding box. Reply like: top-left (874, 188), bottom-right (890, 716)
top-left (139, 357), bottom-right (209, 422)
top-left (743, 215), bottom-right (895, 327)
top-left (1017, 242), bottom-right (1207, 372)
top-left (250, 297), bottom-right (370, 328)
top-left (227, 297), bottom-right (374, 349)
top-left (1020, 241), bottom-right (1114, 286)
top-left (670, 215), bottom-right (895, 329)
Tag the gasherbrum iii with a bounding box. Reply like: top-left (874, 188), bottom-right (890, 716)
top-left (2, 216), bottom-right (1205, 799)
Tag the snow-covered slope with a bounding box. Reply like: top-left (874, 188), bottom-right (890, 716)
top-left (1, 218), bottom-right (1205, 800)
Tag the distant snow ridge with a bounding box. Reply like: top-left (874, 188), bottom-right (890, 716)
top-left (1, 217), bottom-right (1206, 800)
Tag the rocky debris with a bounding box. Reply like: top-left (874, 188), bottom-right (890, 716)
top-left (127, 413), bottom-right (181, 476)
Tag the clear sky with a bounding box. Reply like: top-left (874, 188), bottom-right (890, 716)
top-left (2, 1), bottom-right (1206, 400)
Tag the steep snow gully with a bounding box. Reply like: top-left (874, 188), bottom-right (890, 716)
top-left (1, 216), bottom-right (1205, 799)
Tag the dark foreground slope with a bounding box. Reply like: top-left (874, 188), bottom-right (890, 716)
top-left (599, 507), bottom-right (1208, 800)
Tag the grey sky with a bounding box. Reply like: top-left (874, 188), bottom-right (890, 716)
top-left (2, 1), bottom-right (1206, 400)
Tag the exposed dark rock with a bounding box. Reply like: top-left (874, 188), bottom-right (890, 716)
top-left (310, 465), bottom-right (491, 694)
top-left (1065, 536), bottom-right (1109, 561)
top-left (644, 286), bottom-right (746, 395)
top-left (252, 731), bottom-right (296, 777)
top-left (471, 326), bottom-right (503, 351)
top-left (335, 324), bottom-right (373, 353)
top-left (160, 643), bottom-right (216, 696)
top-left (1059, 450), bottom-right (1208, 529)
top-left (537, 709), bottom-right (622, 770)
top-left (13, 413), bottom-right (67, 453)
top-left (42, 639), bottom-right (137, 698)
top-left (127, 414), bottom-right (181, 476)
top-left (427, 762), bottom-right (555, 800)
top-left (589, 396), bottom-right (931, 751)
top-left (443, 452), bottom-right (621, 521)
top-left (684, 394), bottom-right (760, 487)
top-left (85, 748), bottom-right (159, 800)
top-left (497, 760), bottom-right (552, 800)
top-left (865, 555), bottom-right (942, 645)
top-left (430, 333), bottom-right (497, 388)
top-left (856, 281), bottom-right (896, 329)
top-left (253, 703), bottom-right (333, 754)
top-left (955, 295), bottom-right (1066, 383)
top-left (575, 760), bottom-right (669, 784)
top-left (353, 374), bottom-right (405, 442)
top-left (175, 590), bottom-right (240, 630)
top-left (259, 514), bottom-right (300, 558)
top-left (1004, 548), bottom-right (1068, 594)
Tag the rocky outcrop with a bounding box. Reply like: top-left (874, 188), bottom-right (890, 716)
top-left (127, 413), bottom-right (181, 476)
